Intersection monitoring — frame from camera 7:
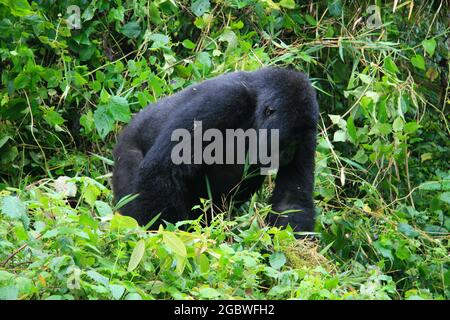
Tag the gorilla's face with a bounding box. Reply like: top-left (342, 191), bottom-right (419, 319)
top-left (253, 78), bottom-right (318, 148)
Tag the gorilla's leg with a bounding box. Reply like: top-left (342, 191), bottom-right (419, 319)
top-left (129, 125), bottom-right (200, 226)
top-left (268, 128), bottom-right (316, 233)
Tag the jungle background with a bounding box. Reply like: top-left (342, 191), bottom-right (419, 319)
top-left (0, 0), bottom-right (449, 300)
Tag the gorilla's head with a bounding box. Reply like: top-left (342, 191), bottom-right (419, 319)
top-left (250, 67), bottom-right (319, 148)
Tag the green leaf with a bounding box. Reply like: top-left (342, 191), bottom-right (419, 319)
top-left (443, 180), bottom-right (450, 191)
top-left (128, 240), bottom-right (146, 272)
top-left (110, 214), bottom-right (139, 230)
top-left (393, 117), bottom-right (404, 132)
top-left (148, 33), bottom-right (170, 48)
top-left (15, 277), bottom-right (33, 294)
top-left (0, 270), bottom-right (14, 282)
top-left (359, 74), bottom-right (373, 84)
top-left (175, 255), bottom-right (187, 275)
top-left (95, 201), bottom-right (113, 217)
top-left (404, 122), bottom-right (421, 134)
top-left (149, 3), bottom-right (162, 24)
top-left (125, 293), bottom-right (142, 300)
top-left (108, 96), bottom-right (131, 123)
top-left (91, 81), bottom-right (102, 92)
top-left (100, 88), bottom-right (110, 103)
top-left (329, 114), bottom-right (341, 125)
top-left (333, 130), bottom-right (346, 142)
top-left (420, 152), bottom-right (432, 162)
top-left (191, 0), bottom-right (210, 17)
top-left (269, 252), bottom-right (286, 269)
top-left (195, 51), bottom-right (212, 72)
top-left (395, 245), bottom-right (410, 260)
top-left (231, 20), bottom-right (244, 29)
top-left (418, 181), bottom-right (441, 191)
top-left (370, 123), bottom-right (392, 136)
top-left (218, 29), bottom-right (238, 50)
top-left (0, 196), bottom-right (26, 219)
top-left (4, 0), bottom-right (33, 17)
top-left (198, 253), bottom-right (210, 273)
top-left (0, 286), bottom-right (18, 300)
top-left (109, 284), bottom-right (125, 300)
top-left (411, 55), bottom-right (426, 71)
top-left (439, 192), bottom-right (450, 204)
top-left (383, 57), bottom-right (399, 74)
top-left (279, 0), bottom-right (296, 10)
top-left (346, 116), bottom-right (357, 142)
top-left (82, 5), bottom-right (96, 21)
top-left (94, 105), bottom-right (114, 139)
top-left (424, 224), bottom-right (447, 234)
top-left (353, 149), bottom-right (368, 164)
top-left (82, 183), bottom-right (101, 207)
top-left (162, 232), bottom-right (187, 257)
top-left (121, 21), bottom-right (141, 38)
top-left (444, 270), bottom-right (450, 287)
top-left (0, 146), bottom-right (18, 164)
top-left (14, 73), bottom-right (29, 89)
top-left (0, 135), bottom-right (11, 148)
top-left (73, 72), bottom-right (87, 86)
top-left (44, 110), bottom-right (65, 126)
top-left (86, 270), bottom-right (109, 286)
top-left (80, 111), bottom-right (94, 133)
top-left (325, 277), bottom-right (339, 290)
top-left (378, 123), bottom-right (392, 135)
top-left (79, 45), bottom-right (95, 61)
top-left (182, 39), bottom-right (196, 49)
top-left (109, 7), bottom-right (124, 21)
top-left (373, 241), bottom-right (393, 260)
top-left (398, 223), bottom-right (419, 238)
top-left (42, 228), bottom-right (58, 239)
top-left (144, 212), bottom-right (162, 229)
top-left (198, 287), bottom-right (220, 299)
top-left (304, 14), bottom-right (317, 26)
top-left (421, 38), bottom-right (436, 56)
top-left (327, 0), bottom-right (342, 16)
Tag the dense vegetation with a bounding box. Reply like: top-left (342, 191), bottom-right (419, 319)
top-left (0, 0), bottom-right (448, 300)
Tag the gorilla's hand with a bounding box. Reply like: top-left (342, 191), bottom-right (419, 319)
top-left (268, 204), bottom-right (315, 234)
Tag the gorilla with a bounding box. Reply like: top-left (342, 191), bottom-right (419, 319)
top-left (112, 67), bottom-right (319, 234)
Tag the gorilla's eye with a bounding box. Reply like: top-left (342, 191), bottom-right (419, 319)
top-left (265, 106), bottom-right (276, 117)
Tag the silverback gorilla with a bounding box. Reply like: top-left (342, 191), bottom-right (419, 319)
top-left (112, 67), bottom-right (319, 234)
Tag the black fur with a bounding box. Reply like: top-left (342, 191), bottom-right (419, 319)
top-left (112, 67), bottom-right (319, 233)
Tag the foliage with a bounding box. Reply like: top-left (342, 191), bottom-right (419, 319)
top-left (0, 0), bottom-right (449, 299)
top-left (0, 179), bottom-right (398, 300)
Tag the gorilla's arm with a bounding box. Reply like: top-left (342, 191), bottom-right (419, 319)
top-left (112, 125), bottom-right (144, 220)
top-left (268, 128), bottom-right (316, 232)
top-left (130, 77), bottom-right (254, 225)
top-left (133, 126), bottom-right (192, 225)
